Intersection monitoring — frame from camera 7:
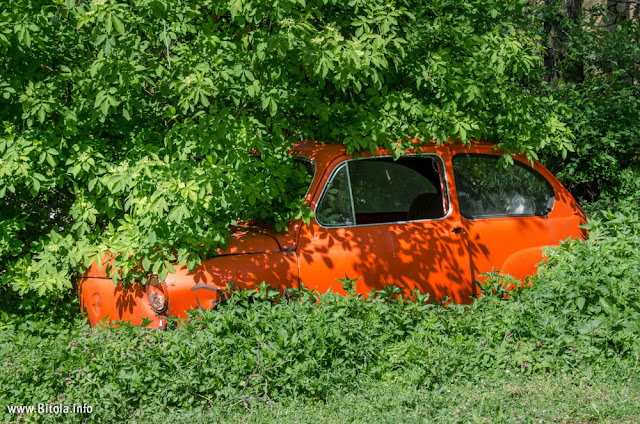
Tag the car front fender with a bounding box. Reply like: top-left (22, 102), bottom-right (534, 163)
top-left (78, 277), bottom-right (166, 328)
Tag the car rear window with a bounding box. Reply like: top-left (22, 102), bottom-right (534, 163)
top-left (452, 154), bottom-right (555, 219)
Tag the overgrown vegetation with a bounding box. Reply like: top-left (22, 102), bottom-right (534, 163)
top-left (2, 197), bottom-right (639, 422)
top-left (2, 1), bottom-right (640, 422)
top-left (0, 0), bottom-right (574, 296)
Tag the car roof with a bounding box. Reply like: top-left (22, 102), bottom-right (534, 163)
top-left (292, 139), bottom-right (499, 163)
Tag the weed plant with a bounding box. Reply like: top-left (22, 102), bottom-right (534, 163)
top-left (1, 198), bottom-right (639, 423)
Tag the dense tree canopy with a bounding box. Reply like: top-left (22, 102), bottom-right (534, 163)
top-left (0, 0), bottom-right (620, 297)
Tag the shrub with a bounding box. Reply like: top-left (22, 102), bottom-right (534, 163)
top-left (2, 195), bottom-right (639, 422)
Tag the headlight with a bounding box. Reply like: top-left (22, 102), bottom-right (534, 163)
top-left (146, 275), bottom-right (168, 315)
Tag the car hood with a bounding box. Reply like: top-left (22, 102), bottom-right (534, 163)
top-left (216, 225), bottom-right (291, 256)
top-left (83, 225), bottom-right (295, 278)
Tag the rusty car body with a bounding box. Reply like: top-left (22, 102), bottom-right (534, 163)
top-left (79, 140), bottom-right (587, 327)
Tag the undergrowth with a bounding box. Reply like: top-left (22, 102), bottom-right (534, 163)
top-left (1, 197), bottom-right (639, 423)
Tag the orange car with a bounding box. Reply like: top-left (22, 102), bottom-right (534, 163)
top-left (79, 140), bottom-right (587, 327)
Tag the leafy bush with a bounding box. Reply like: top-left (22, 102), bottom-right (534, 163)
top-left (530, 194), bottom-right (640, 357)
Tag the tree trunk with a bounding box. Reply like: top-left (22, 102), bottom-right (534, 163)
top-left (606, 0), bottom-right (631, 32)
top-left (544, 0), bottom-right (584, 84)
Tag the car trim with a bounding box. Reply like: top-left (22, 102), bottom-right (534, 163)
top-left (344, 162), bottom-right (357, 226)
top-left (315, 153), bottom-right (452, 229)
top-left (451, 153), bottom-right (556, 220)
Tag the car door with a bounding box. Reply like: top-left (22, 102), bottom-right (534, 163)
top-left (451, 152), bottom-right (585, 281)
top-left (296, 153), bottom-right (474, 303)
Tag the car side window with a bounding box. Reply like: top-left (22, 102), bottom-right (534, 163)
top-left (452, 154), bottom-right (555, 219)
top-left (315, 165), bottom-right (355, 227)
top-left (316, 156), bottom-right (448, 227)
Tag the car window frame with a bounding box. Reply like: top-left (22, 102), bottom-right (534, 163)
top-left (451, 153), bottom-right (556, 220)
top-left (314, 153), bottom-right (452, 229)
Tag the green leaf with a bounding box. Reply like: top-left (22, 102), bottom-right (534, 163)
top-left (31, 177), bottom-right (40, 192)
top-left (269, 98), bottom-right (278, 116)
top-left (106, 14), bottom-right (113, 33)
top-left (113, 16), bottom-right (125, 35)
top-left (142, 255), bottom-right (151, 270)
top-left (37, 107), bottom-right (46, 123)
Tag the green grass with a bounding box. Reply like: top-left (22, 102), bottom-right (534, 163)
top-left (124, 373), bottom-right (640, 423)
top-left (6, 370), bottom-right (637, 422)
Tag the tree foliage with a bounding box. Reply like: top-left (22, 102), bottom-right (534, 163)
top-left (0, 0), bottom-right (573, 296)
top-left (541, 4), bottom-right (640, 202)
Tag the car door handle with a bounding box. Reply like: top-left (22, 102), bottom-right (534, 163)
top-left (452, 227), bottom-right (466, 235)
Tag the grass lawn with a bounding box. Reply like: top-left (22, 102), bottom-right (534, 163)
top-left (126, 372), bottom-right (640, 423)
